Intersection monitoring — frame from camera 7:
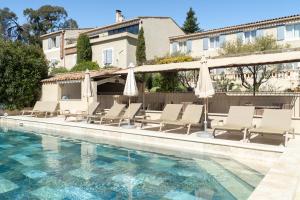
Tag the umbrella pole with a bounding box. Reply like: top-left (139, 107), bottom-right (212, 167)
top-left (204, 98), bottom-right (207, 132)
top-left (128, 97), bottom-right (131, 126)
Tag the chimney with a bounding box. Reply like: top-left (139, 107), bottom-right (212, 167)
top-left (115, 10), bottom-right (124, 23)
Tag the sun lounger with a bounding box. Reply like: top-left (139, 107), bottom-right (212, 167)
top-left (160, 104), bottom-right (204, 134)
top-left (99, 103), bottom-right (126, 124)
top-left (22, 101), bottom-right (43, 116)
top-left (22, 101), bottom-right (58, 117)
top-left (64, 102), bottom-right (100, 121)
top-left (116, 103), bottom-right (142, 126)
top-left (248, 109), bottom-right (294, 147)
top-left (139, 104), bottom-right (183, 129)
top-left (213, 106), bottom-right (255, 141)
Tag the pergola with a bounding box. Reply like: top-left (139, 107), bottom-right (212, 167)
top-left (114, 50), bottom-right (300, 74)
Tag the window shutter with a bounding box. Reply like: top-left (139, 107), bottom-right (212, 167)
top-left (295, 24), bottom-right (300, 38)
top-left (219, 35), bottom-right (226, 47)
top-left (172, 42), bottom-right (178, 53)
top-left (256, 29), bottom-right (264, 38)
top-left (102, 50), bottom-right (107, 65)
top-left (55, 36), bottom-right (60, 48)
top-left (186, 40), bottom-right (192, 53)
top-left (203, 38), bottom-right (209, 50)
top-left (107, 49), bottom-right (113, 64)
top-left (237, 32), bottom-right (244, 42)
top-left (277, 26), bottom-right (285, 41)
top-left (48, 38), bottom-right (52, 49)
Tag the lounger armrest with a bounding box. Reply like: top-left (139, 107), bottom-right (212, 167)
top-left (288, 128), bottom-right (295, 134)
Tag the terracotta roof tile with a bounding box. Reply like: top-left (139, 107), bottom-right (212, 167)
top-left (42, 68), bottom-right (121, 83)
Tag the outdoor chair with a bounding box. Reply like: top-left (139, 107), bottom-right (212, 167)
top-left (213, 106), bottom-right (255, 141)
top-left (22, 101), bottom-right (43, 116)
top-left (160, 104), bottom-right (204, 134)
top-left (64, 102), bottom-right (100, 121)
top-left (22, 101), bottom-right (58, 117)
top-left (139, 104), bottom-right (183, 129)
top-left (248, 109), bottom-right (294, 147)
top-left (104, 103), bottom-right (143, 126)
top-left (99, 103), bottom-right (126, 125)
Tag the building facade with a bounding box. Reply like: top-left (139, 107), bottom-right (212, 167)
top-left (41, 10), bottom-right (184, 70)
top-left (169, 14), bottom-right (300, 91)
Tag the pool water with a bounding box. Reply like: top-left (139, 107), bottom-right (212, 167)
top-left (0, 128), bottom-right (263, 199)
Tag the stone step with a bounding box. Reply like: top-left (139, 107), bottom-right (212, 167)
top-left (211, 157), bottom-right (263, 188)
top-left (194, 158), bottom-right (253, 200)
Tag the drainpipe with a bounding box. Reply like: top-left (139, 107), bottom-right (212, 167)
top-left (61, 30), bottom-right (65, 67)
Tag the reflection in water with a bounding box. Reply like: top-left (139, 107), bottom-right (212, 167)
top-left (41, 135), bottom-right (60, 169)
top-left (195, 187), bottom-right (214, 200)
top-left (81, 142), bottom-right (96, 171)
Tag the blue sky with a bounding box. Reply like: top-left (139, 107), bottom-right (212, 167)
top-left (2, 0), bottom-right (300, 30)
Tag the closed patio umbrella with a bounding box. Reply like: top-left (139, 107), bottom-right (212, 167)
top-left (195, 57), bottom-right (215, 133)
top-left (83, 69), bottom-right (93, 115)
top-left (123, 63), bottom-right (139, 127)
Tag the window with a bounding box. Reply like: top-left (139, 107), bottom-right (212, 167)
top-left (47, 36), bottom-right (60, 49)
top-left (186, 40), bottom-right (192, 53)
top-left (102, 49), bottom-right (113, 66)
top-left (108, 24), bottom-right (139, 36)
top-left (179, 41), bottom-right (186, 52)
top-left (209, 36), bottom-right (219, 49)
top-left (244, 30), bottom-right (256, 43)
top-left (285, 23), bottom-right (300, 40)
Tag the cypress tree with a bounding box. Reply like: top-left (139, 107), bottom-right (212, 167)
top-left (76, 34), bottom-right (92, 64)
top-left (136, 27), bottom-right (146, 66)
top-left (182, 8), bottom-right (201, 34)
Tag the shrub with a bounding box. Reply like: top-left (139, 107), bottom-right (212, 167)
top-left (76, 34), bottom-right (92, 64)
top-left (155, 55), bottom-right (193, 64)
top-left (70, 61), bottom-right (100, 72)
top-left (0, 40), bottom-right (48, 109)
top-left (50, 67), bottom-right (69, 75)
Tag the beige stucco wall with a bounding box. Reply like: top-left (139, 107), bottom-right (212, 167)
top-left (64, 53), bottom-right (77, 70)
top-left (171, 24), bottom-right (300, 58)
top-left (41, 83), bottom-right (61, 101)
top-left (41, 80), bottom-right (97, 112)
top-left (142, 18), bottom-right (184, 59)
top-left (91, 33), bottom-right (136, 68)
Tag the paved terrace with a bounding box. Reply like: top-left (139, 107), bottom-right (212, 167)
top-left (1, 115), bottom-right (300, 199)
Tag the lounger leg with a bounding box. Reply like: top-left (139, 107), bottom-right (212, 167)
top-left (159, 123), bottom-right (163, 132)
top-left (284, 132), bottom-right (288, 147)
top-left (118, 119), bottom-right (122, 127)
top-left (187, 124), bottom-right (191, 135)
top-left (100, 117), bottom-right (103, 125)
top-left (212, 129), bottom-right (216, 138)
top-left (243, 129), bottom-right (248, 142)
top-left (293, 131), bottom-right (295, 139)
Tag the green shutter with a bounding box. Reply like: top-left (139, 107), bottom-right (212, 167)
top-left (203, 38), bottom-right (209, 50)
top-left (277, 26), bottom-right (285, 41)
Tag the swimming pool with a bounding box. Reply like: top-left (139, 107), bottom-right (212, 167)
top-left (0, 128), bottom-right (263, 199)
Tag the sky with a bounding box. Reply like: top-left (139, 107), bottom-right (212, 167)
top-left (1, 0), bottom-right (300, 30)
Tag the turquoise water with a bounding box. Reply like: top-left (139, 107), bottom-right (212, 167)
top-left (0, 128), bottom-right (263, 199)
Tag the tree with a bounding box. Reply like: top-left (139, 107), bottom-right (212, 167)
top-left (0, 8), bottom-right (23, 40)
top-left (0, 39), bottom-right (48, 109)
top-left (220, 35), bottom-right (287, 94)
top-left (22, 5), bottom-right (78, 45)
top-left (76, 34), bottom-right (92, 64)
top-left (182, 8), bottom-right (201, 34)
top-left (62, 19), bottom-right (78, 29)
top-left (136, 27), bottom-right (146, 66)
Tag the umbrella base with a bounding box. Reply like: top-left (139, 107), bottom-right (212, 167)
top-left (196, 131), bottom-right (213, 138)
top-left (121, 124), bottom-right (136, 129)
